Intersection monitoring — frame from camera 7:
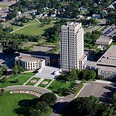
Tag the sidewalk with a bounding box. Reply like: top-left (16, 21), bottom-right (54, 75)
top-left (33, 78), bottom-right (44, 87)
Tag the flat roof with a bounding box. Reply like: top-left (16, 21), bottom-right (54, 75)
top-left (97, 45), bottom-right (116, 67)
top-left (85, 61), bottom-right (116, 72)
top-left (96, 36), bottom-right (112, 45)
top-left (19, 55), bottom-right (42, 62)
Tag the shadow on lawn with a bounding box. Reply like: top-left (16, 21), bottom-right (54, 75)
top-left (14, 98), bottom-right (39, 116)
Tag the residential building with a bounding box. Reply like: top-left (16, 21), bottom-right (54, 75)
top-left (92, 14), bottom-right (101, 19)
top-left (60, 22), bottom-right (87, 71)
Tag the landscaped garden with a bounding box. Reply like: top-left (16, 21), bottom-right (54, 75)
top-left (38, 78), bottom-right (52, 88)
top-left (48, 80), bottom-right (74, 96)
top-left (0, 72), bottom-right (34, 88)
top-left (26, 77), bottom-right (40, 86)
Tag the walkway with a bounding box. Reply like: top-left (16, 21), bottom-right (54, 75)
top-left (45, 79), bottom-right (54, 89)
top-left (10, 24), bottom-right (32, 34)
top-left (33, 78), bottom-right (44, 87)
top-left (23, 76), bottom-right (34, 85)
top-left (5, 85), bottom-right (51, 94)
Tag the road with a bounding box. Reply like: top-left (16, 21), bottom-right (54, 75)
top-left (0, 1), bottom-right (16, 6)
top-left (5, 85), bottom-right (51, 94)
top-left (84, 19), bottom-right (106, 33)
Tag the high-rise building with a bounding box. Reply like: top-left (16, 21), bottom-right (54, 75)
top-left (60, 22), bottom-right (87, 71)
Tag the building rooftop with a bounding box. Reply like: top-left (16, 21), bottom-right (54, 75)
top-left (96, 36), bottom-right (112, 45)
top-left (97, 45), bottom-right (116, 67)
top-left (62, 22), bottom-right (82, 29)
top-left (18, 55), bottom-right (42, 62)
top-left (85, 61), bottom-right (116, 72)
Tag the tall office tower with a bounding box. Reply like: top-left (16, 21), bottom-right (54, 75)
top-left (60, 22), bottom-right (87, 71)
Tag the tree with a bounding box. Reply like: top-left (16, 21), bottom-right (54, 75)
top-left (2, 76), bottom-right (7, 82)
top-left (36, 101), bottom-right (49, 112)
top-left (29, 108), bottom-right (42, 116)
top-left (12, 65), bottom-right (19, 74)
top-left (40, 92), bottom-right (57, 105)
top-left (0, 88), bottom-right (6, 96)
top-left (0, 65), bottom-right (7, 75)
top-left (96, 103), bottom-right (116, 116)
top-left (62, 96), bottom-right (99, 116)
top-left (68, 68), bottom-right (78, 81)
top-left (112, 92), bottom-right (116, 107)
top-left (58, 87), bottom-right (69, 96)
top-left (78, 69), bottom-right (96, 80)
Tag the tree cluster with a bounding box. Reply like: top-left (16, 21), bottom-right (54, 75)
top-left (0, 65), bottom-right (7, 76)
top-left (8, 0), bottom-right (114, 19)
top-left (44, 19), bottom-right (66, 43)
top-left (12, 16), bottom-right (29, 26)
top-left (12, 63), bottom-right (24, 74)
top-left (62, 96), bottom-right (116, 116)
top-left (79, 19), bottom-right (97, 26)
top-left (61, 68), bottom-right (97, 81)
top-left (0, 24), bottom-right (41, 53)
top-left (84, 30), bottom-right (102, 49)
top-left (106, 13), bottom-right (116, 25)
top-left (112, 91), bottom-right (116, 108)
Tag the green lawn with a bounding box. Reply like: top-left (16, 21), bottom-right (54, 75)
top-left (0, 75), bottom-right (3, 79)
top-left (97, 26), bottom-right (105, 31)
top-left (38, 78), bottom-right (52, 88)
top-left (48, 80), bottom-right (70, 92)
top-left (0, 72), bottom-right (34, 88)
top-left (0, 92), bottom-right (36, 116)
top-left (26, 77), bottom-right (40, 86)
top-left (10, 20), bottom-right (55, 36)
top-left (0, 4), bottom-right (8, 8)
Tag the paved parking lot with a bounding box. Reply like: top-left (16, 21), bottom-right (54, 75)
top-left (78, 82), bottom-right (116, 103)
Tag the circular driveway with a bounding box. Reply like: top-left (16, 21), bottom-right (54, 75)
top-left (5, 85), bottom-right (51, 94)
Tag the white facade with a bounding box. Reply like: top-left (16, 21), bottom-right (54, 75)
top-left (60, 22), bottom-right (86, 71)
top-left (15, 56), bottom-right (45, 70)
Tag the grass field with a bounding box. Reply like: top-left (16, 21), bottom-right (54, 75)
top-left (0, 75), bottom-right (3, 79)
top-left (10, 19), bottom-right (55, 36)
top-left (26, 77), bottom-right (40, 86)
top-left (48, 80), bottom-right (70, 92)
top-left (0, 92), bottom-right (36, 116)
top-left (0, 4), bottom-right (8, 8)
top-left (0, 92), bottom-right (52, 116)
top-left (38, 78), bottom-right (52, 88)
top-left (0, 72), bottom-right (34, 88)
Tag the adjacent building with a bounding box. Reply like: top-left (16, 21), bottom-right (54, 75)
top-left (15, 55), bottom-right (45, 70)
top-left (85, 45), bottom-right (116, 78)
top-left (96, 36), bottom-right (112, 50)
top-left (60, 22), bottom-right (87, 71)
